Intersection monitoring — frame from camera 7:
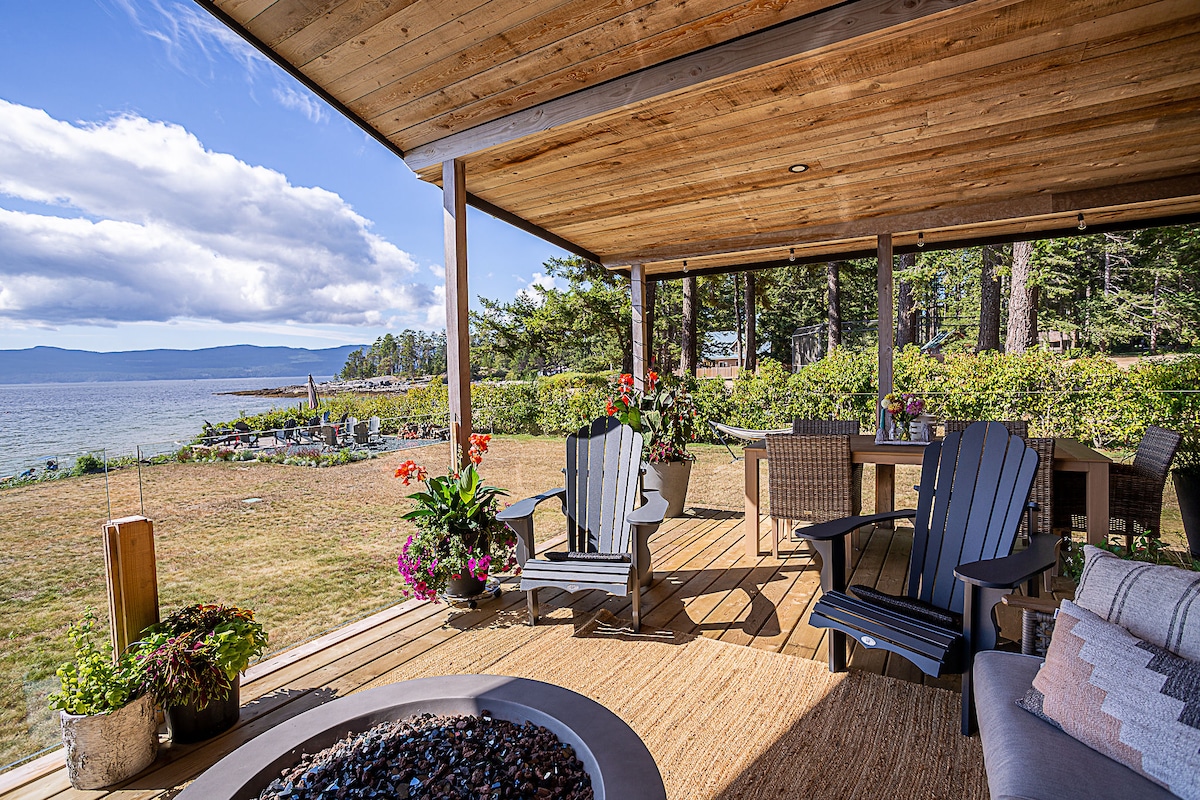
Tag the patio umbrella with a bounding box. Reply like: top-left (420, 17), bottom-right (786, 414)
top-left (307, 375), bottom-right (319, 410)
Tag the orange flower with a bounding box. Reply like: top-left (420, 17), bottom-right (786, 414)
top-left (618, 373), bottom-right (634, 388)
top-left (605, 399), bottom-right (619, 416)
top-left (394, 460), bottom-right (427, 485)
top-left (647, 370), bottom-right (659, 388)
top-left (469, 433), bottom-right (491, 453)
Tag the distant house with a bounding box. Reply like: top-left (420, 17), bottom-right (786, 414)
top-left (696, 332), bottom-right (768, 378)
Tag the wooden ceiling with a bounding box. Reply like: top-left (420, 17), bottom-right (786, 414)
top-left (202, 0), bottom-right (1200, 277)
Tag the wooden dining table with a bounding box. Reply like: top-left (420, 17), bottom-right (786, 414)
top-left (743, 435), bottom-right (1112, 558)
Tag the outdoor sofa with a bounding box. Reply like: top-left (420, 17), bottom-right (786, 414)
top-left (974, 546), bottom-right (1199, 800)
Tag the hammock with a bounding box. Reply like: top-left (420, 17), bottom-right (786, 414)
top-left (707, 420), bottom-right (790, 461)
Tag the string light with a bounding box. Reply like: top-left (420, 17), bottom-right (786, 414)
top-left (682, 260), bottom-right (688, 273)
top-left (917, 232), bottom-right (925, 248)
top-left (789, 248), bottom-right (796, 262)
top-left (1077, 213), bottom-right (1087, 231)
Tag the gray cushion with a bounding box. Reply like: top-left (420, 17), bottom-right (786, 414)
top-left (1075, 544), bottom-right (1200, 660)
top-left (974, 650), bottom-right (1176, 800)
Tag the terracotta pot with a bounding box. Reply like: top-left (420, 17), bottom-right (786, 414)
top-left (60, 692), bottom-right (158, 789)
top-left (643, 460), bottom-right (692, 517)
top-left (165, 675), bottom-right (240, 744)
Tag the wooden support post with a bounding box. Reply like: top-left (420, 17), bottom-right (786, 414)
top-left (103, 516), bottom-right (159, 658)
top-left (877, 233), bottom-right (895, 410)
top-left (631, 263), bottom-right (650, 390)
top-left (443, 158), bottom-right (472, 468)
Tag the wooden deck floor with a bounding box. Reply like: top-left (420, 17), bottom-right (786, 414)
top-left (0, 509), bottom-right (951, 800)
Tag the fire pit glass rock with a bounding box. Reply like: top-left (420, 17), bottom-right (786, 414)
top-left (178, 674), bottom-right (665, 800)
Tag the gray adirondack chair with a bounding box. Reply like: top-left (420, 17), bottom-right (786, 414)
top-left (497, 416), bottom-right (668, 630)
top-left (794, 421), bottom-right (1060, 734)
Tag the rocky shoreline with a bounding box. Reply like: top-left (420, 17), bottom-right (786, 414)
top-left (222, 376), bottom-right (437, 398)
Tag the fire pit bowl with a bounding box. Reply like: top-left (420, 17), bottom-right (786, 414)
top-left (177, 674), bottom-right (665, 800)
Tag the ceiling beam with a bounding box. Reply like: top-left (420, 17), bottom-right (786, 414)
top-left (403, 0), bottom-right (971, 171)
top-left (465, 193), bottom-right (602, 264)
top-left (632, 209), bottom-right (1200, 281)
top-left (602, 174), bottom-right (1200, 266)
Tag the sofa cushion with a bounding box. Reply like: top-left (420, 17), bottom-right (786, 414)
top-left (1021, 600), bottom-right (1200, 799)
top-left (1075, 544), bottom-right (1200, 660)
top-left (974, 650), bottom-right (1176, 800)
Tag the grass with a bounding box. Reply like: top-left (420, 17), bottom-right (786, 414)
top-left (0, 436), bottom-right (1189, 768)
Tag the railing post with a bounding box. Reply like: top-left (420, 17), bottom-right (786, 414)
top-left (103, 516), bottom-right (159, 658)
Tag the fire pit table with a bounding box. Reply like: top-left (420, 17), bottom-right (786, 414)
top-left (178, 674), bottom-right (665, 800)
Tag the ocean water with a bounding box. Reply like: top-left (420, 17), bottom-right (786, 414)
top-left (0, 377), bottom-right (312, 475)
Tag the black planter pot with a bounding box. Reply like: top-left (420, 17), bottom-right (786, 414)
top-left (445, 575), bottom-right (487, 598)
top-left (165, 675), bottom-right (241, 744)
top-left (1172, 469), bottom-right (1200, 560)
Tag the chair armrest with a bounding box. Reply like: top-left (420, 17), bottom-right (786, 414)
top-left (628, 490), bottom-right (668, 526)
top-left (794, 509), bottom-right (917, 542)
top-left (955, 534), bottom-right (1061, 589)
top-left (496, 488), bottom-right (565, 522)
top-left (1000, 593), bottom-right (1060, 614)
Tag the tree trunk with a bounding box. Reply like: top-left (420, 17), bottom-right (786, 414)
top-left (681, 275), bottom-right (698, 375)
top-left (744, 271), bottom-right (757, 373)
top-left (734, 275), bottom-right (744, 367)
top-left (978, 245), bottom-right (1002, 352)
top-left (1006, 240), bottom-right (1038, 353)
top-left (1150, 272), bottom-right (1160, 354)
top-left (896, 253), bottom-right (918, 349)
top-left (826, 261), bottom-right (842, 354)
top-left (644, 279), bottom-right (656, 369)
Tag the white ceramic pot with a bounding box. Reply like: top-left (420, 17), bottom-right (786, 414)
top-left (643, 460), bottom-right (693, 518)
top-left (60, 692), bottom-right (158, 789)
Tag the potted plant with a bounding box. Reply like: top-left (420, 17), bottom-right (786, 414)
top-left (132, 604), bottom-right (268, 744)
top-left (395, 433), bottom-right (519, 600)
top-left (48, 611), bottom-right (157, 789)
top-left (607, 371), bottom-right (698, 517)
top-left (1171, 421), bottom-right (1200, 560)
top-left (879, 392), bottom-right (928, 442)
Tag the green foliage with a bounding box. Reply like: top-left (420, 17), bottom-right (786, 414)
top-left (47, 611), bottom-right (144, 716)
top-left (339, 331), bottom-right (447, 380)
top-left (1062, 536), bottom-right (1200, 582)
top-left (133, 604), bottom-right (267, 710)
top-left (71, 453), bottom-right (105, 476)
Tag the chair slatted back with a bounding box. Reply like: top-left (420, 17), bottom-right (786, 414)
top-left (564, 417), bottom-right (643, 554)
top-left (909, 422), bottom-right (1039, 614)
top-left (944, 419), bottom-right (1029, 438)
top-left (792, 419), bottom-right (860, 435)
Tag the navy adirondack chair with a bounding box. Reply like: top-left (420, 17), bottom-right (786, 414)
top-left (497, 416), bottom-right (668, 630)
top-left (794, 421), bottom-right (1059, 733)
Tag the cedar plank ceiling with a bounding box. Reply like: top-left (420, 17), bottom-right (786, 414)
top-left (203, 0), bottom-right (1200, 277)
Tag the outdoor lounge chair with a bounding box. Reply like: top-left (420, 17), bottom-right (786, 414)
top-left (793, 421), bottom-right (1058, 734)
top-left (497, 416), bottom-right (669, 630)
top-left (367, 416), bottom-right (381, 446)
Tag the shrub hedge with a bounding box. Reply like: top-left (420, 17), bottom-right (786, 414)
top-left (225, 350), bottom-right (1200, 452)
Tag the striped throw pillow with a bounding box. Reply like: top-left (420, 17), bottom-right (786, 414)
top-left (1074, 545), bottom-right (1200, 660)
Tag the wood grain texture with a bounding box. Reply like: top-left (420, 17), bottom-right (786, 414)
top-left (205, 0), bottom-right (1200, 273)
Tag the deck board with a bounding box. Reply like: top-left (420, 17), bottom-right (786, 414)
top-left (3, 510), bottom-right (927, 800)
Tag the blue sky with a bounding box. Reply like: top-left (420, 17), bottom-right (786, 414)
top-left (0, 0), bottom-right (566, 352)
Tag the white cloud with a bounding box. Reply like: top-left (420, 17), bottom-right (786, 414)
top-left (274, 87), bottom-right (327, 124)
top-left (516, 272), bottom-right (561, 304)
top-left (0, 100), bottom-right (437, 328)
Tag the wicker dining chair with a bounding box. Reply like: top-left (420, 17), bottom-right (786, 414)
top-left (792, 419), bottom-right (861, 435)
top-left (1021, 438), bottom-right (1055, 541)
top-left (944, 419), bottom-right (1029, 438)
top-left (765, 434), bottom-right (862, 559)
top-left (1053, 425), bottom-right (1182, 551)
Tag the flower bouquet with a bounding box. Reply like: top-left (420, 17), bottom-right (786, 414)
top-left (877, 392), bottom-right (930, 444)
top-left (395, 433), bottom-right (518, 601)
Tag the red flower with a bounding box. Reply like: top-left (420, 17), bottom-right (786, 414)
top-left (469, 433), bottom-right (491, 452)
top-left (606, 399), bottom-right (619, 416)
top-left (647, 370), bottom-right (659, 388)
top-left (468, 447), bottom-right (484, 465)
top-left (618, 373), bottom-right (634, 388)
top-left (394, 460), bottom-right (428, 485)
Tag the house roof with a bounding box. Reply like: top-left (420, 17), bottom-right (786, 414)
top-left (200, 0), bottom-right (1200, 278)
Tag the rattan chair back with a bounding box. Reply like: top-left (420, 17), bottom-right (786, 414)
top-left (1131, 425), bottom-right (1182, 481)
top-left (765, 434), bottom-right (862, 523)
top-left (792, 419), bottom-right (861, 435)
top-left (945, 419), bottom-right (1028, 438)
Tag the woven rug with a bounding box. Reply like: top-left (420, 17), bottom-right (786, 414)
top-left (362, 609), bottom-right (987, 800)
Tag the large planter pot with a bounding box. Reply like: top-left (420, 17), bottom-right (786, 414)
top-left (60, 692), bottom-right (158, 790)
top-left (1172, 468), bottom-right (1200, 559)
top-left (166, 675), bottom-right (241, 744)
top-left (643, 460), bottom-right (692, 518)
top-left (445, 574), bottom-right (487, 598)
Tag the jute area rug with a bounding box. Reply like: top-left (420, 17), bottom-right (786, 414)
top-left (361, 609), bottom-right (987, 800)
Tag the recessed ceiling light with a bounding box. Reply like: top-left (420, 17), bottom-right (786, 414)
top-left (788, 164), bottom-right (809, 174)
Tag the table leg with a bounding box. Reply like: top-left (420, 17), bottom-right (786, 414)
top-left (745, 452), bottom-right (761, 559)
top-left (1086, 462), bottom-right (1110, 546)
top-left (875, 464), bottom-right (895, 528)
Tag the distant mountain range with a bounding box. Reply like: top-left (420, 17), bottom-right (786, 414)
top-left (0, 345), bottom-right (366, 383)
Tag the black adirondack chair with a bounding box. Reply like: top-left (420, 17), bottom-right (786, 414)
top-left (793, 421), bottom-right (1060, 734)
top-left (497, 416), bottom-right (669, 630)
